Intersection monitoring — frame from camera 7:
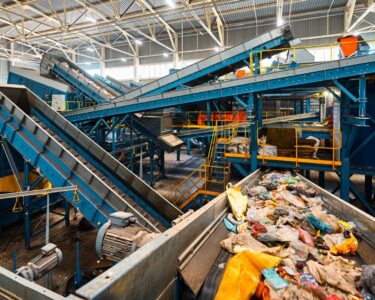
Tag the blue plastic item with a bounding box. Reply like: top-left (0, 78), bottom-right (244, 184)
top-left (306, 214), bottom-right (334, 233)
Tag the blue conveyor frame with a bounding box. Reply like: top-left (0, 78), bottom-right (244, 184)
top-left (65, 54), bottom-right (375, 122)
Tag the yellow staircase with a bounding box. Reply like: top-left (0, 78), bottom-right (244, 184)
top-left (170, 124), bottom-right (233, 210)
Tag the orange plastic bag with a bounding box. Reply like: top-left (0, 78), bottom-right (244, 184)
top-left (330, 233), bottom-right (358, 255)
top-left (215, 251), bottom-right (281, 300)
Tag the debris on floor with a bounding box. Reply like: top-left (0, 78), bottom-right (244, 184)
top-left (218, 170), bottom-right (372, 300)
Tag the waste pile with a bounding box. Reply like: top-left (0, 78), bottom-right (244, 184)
top-left (226, 137), bottom-right (277, 157)
top-left (216, 170), bottom-right (374, 300)
top-left (60, 62), bottom-right (115, 100)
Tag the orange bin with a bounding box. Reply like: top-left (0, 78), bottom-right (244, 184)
top-left (338, 36), bottom-right (359, 58)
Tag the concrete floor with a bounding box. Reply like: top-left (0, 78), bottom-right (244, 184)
top-left (0, 148), bottom-right (205, 296)
top-left (0, 209), bottom-right (112, 295)
top-left (0, 147), bottom-right (372, 296)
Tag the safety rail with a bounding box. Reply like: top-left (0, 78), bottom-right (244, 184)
top-left (225, 38), bottom-right (375, 77)
top-left (45, 100), bottom-right (96, 111)
top-left (224, 125), bottom-right (342, 169)
top-left (173, 110), bottom-right (296, 128)
top-left (171, 164), bottom-right (230, 209)
top-left (170, 122), bottom-right (234, 208)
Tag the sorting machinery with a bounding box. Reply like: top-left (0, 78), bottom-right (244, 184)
top-left (39, 53), bottom-right (184, 154)
top-left (65, 52), bottom-right (375, 208)
top-left (0, 24), bottom-right (375, 299)
top-left (0, 85), bottom-right (181, 232)
top-left (0, 169), bottom-right (373, 299)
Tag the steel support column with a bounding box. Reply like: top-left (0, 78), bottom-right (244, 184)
top-left (248, 94), bottom-right (257, 172)
top-left (258, 95), bottom-right (263, 127)
top-left (365, 175), bottom-right (373, 202)
top-left (159, 150), bottom-right (165, 177)
top-left (319, 171), bottom-right (325, 188)
top-left (306, 98), bottom-right (311, 113)
top-left (23, 161), bottom-right (30, 250)
top-left (148, 143), bottom-right (154, 186)
top-left (186, 139), bottom-right (191, 155)
top-left (359, 75), bottom-right (367, 117)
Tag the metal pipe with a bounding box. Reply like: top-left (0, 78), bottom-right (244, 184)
top-left (171, 209), bottom-right (195, 226)
top-left (0, 186), bottom-right (77, 200)
top-left (46, 194), bottom-right (49, 245)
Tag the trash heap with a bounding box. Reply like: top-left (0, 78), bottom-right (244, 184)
top-left (216, 171), bottom-right (374, 300)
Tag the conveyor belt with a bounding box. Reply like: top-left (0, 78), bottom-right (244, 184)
top-left (0, 85), bottom-right (181, 231)
top-left (94, 74), bottom-right (130, 95)
top-left (40, 54), bottom-right (121, 103)
top-left (114, 24), bottom-right (293, 100)
top-left (106, 75), bottom-right (132, 93)
top-left (41, 54), bottom-right (183, 152)
top-left (64, 54), bottom-right (375, 123)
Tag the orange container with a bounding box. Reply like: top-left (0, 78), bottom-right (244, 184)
top-left (236, 69), bottom-right (246, 79)
top-left (338, 36), bottom-right (359, 58)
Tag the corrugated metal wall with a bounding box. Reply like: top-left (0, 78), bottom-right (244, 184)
top-left (78, 12), bottom-right (349, 66)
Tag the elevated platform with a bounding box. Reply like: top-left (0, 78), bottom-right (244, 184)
top-left (177, 112), bottom-right (319, 139)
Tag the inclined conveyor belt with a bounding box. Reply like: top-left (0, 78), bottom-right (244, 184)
top-left (0, 85), bottom-right (181, 231)
top-left (114, 24), bottom-right (293, 100)
top-left (40, 54), bottom-right (121, 103)
top-left (64, 54), bottom-right (375, 123)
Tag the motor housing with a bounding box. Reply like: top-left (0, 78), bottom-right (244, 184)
top-left (16, 243), bottom-right (63, 281)
top-left (96, 212), bottom-right (158, 262)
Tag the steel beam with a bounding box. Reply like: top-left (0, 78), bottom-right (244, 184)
top-left (64, 55), bottom-right (375, 123)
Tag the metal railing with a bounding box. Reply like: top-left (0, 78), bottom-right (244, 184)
top-left (224, 125), bottom-right (342, 169)
top-left (170, 123), bottom-right (233, 208)
top-left (232, 38), bottom-right (375, 77)
top-left (45, 100), bottom-right (96, 111)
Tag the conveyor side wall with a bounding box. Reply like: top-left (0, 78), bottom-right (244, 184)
top-left (0, 85), bottom-right (166, 231)
top-left (72, 170), bottom-right (375, 300)
top-left (64, 54), bottom-right (375, 123)
top-left (116, 25), bottom-right (293, 101)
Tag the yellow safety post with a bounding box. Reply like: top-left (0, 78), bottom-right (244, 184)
top-left (12, 197), bottom-right (23, 212)
top-left (72, 189), bottom-right (81, 206)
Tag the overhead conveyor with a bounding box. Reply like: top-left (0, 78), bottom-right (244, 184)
top-left (65, 54), bottom-right (375, 123)
top-left (114, 24), bottom-right (294, 100)
top-left (40, 53), bottom-right (184, 151)
top-left (0, 85), bottom-right (181, 231)
top-left (94, 74), bottom-right (131, 95)
top-left (40, 54), bottom-right (121, 103)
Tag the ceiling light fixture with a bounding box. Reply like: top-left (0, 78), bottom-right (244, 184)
top-left (135, 39), bottom-right (142, 45)
top-left (121, 58), bottom-right (127, 62)
top-left (86, 47), bottom-right (94, 52)
top-left (277, 18), bottom-right (284, 26)
top-left (163, 53), bottom-right (169, 57)
top-left (86, 16), bottom-right (97, 23)
top-left (166, 0), bottom-right (176, 8)
top-left (214, 47), bottom-right (220, 52)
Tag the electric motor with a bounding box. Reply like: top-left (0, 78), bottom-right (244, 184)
top-left (16, 243), bottom-right (63, 281)
top-left (96, 212), bottom-right (158, 262)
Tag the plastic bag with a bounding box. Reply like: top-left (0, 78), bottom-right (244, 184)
top-left (226, 185), bottom-right (247, 221)
top-left (215, 251), bottom-right (281, 300)
top-left (330, 232), bottom-right (358, 255)
top-left (307, 214), bottom-right (334, 233)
